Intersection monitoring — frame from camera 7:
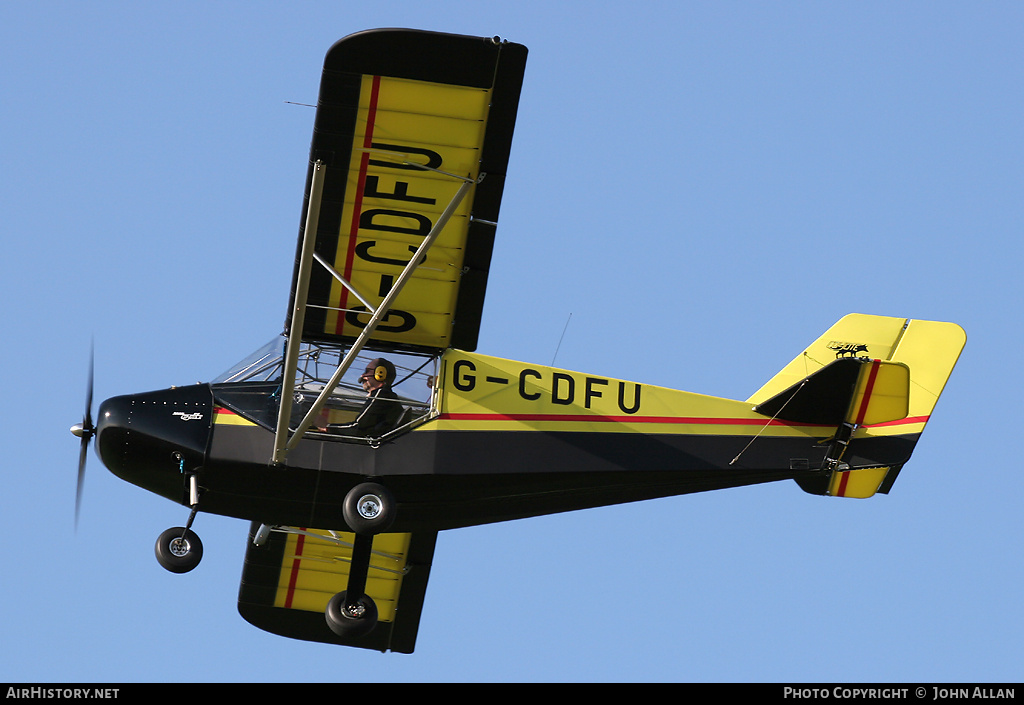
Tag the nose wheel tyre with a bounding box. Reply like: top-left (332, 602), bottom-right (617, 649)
top-left (342, 482), bottom-right (395, 535)
top-left (155, 527), bottom-right (203, 573)
top-left (325, 591), bottom-right (378, 639)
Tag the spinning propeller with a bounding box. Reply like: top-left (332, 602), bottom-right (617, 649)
top-left (69, 347), bottom-right (95, 529)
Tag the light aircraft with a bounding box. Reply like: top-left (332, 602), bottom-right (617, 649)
top-left (71, 29), bottom-right (965, 653)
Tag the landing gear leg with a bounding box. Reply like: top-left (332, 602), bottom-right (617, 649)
top-left (154, 472), bottom-right (204, 573)
top-left (325, 533), bottom-right (379, 638)
top-left (325, 481), bottom-right (397, 638)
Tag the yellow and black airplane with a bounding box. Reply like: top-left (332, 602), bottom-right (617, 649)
top-left (71, 29), bottom-right (965, 654)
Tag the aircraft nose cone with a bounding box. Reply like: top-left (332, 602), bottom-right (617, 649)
top-left (94, 395), bottom-right (132, 471)
top-left (91, 385), bottom-right (214, 504)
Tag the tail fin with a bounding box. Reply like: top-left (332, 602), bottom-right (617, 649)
top-left (748, 314), bottom-right (966, 498)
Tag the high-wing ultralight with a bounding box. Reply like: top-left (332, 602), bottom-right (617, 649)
top-left (72, 29), bottom-right (965, 653)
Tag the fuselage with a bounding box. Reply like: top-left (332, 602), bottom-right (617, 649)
top-left (94, 348), bottom-right (923, 533)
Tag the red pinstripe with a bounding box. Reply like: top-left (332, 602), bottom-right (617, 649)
top-left (283, 531), bottom-right (306, 609)
top-left (335, 74), bottom-right (381, 335)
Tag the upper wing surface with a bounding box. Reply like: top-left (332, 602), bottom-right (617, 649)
top-left (287, 29), bottom-right (528, 353)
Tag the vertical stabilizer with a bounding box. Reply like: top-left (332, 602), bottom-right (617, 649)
top-left (748, 314), bottom-right (965, 498)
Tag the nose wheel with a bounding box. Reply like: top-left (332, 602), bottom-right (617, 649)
top-left (155, 527), bottom-right (203, 573)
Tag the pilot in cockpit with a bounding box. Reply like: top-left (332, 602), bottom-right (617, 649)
top-left (325, 358), bottom-right (404, 437)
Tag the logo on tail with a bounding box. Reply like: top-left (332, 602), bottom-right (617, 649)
top-left (827, 341), bottom-right (869, 358)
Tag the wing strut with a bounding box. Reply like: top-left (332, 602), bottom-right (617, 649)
top-left (311, 252), bottom-right (379, 313)
top-left (273, 170), bottom-right (482, 461)
top-left (273, 160), bottom-right (327, 464)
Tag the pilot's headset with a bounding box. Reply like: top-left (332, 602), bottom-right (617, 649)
top-left (363, 358), bottom-right (396, 388)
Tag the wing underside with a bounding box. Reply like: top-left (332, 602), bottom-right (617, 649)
top-left (237, 522), bottom-right (438, 653)
top-left (286, 29), bottom-right (528, 354)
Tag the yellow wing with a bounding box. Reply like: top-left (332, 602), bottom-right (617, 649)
top-left (237, 522), bottom-right (438, 653)
top-left (286, 29), bottom-right (528, 353)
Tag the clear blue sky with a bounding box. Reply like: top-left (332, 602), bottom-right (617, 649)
top-left (2, 1), bottom-right (1020, 683)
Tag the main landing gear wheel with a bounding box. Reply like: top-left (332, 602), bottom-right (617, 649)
top-left (342, 482), bottom-right (395, 535)
top-left (325, 591), bottom-right (378, 639)
top-left (155, 527), bottom-right (203, 573)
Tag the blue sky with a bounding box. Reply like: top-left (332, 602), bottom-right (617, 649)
top-left (2, 1), bottom-right (1021, 683)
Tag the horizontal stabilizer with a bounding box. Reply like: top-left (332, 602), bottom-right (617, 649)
top-left (753, 357), bottom-right (910, 426)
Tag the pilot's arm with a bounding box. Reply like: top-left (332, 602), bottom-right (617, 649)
top-left (329, 388), bottom-right (401, 437)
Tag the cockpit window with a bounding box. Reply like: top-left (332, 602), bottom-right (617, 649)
top-left (211, 337), bottom-right (286, 384)
top-left (211, 336), bottom-right (437, 442)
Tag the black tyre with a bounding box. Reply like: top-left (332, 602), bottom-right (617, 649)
top-left (325, 591), bottom-right (378, 638)
top-left (155, 527), bottom-right (203, 573)
top-left (342, 482), bottom-right (395, 535)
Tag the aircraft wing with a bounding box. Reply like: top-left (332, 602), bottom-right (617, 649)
top-left (286, 29), bottom-right (528, 354)
top-left (237, 522), bottom-right (438, 653)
